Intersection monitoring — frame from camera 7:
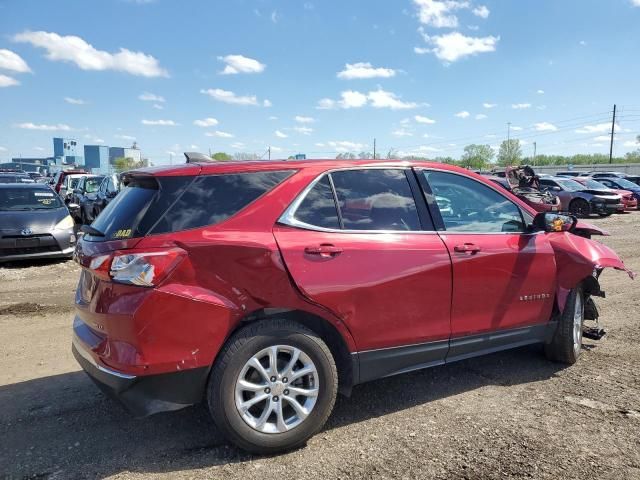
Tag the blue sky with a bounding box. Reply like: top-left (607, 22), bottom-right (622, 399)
top-left (1, 0), bottom-right (640, 165)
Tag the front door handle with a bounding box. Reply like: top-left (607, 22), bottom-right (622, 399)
top-left (304, 244), bottom-right (343, 258)
top-left (454, 243), bottom-right (481, 254)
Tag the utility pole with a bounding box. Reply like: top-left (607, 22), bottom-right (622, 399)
top-left (506, 122), bottom-right (511, 164)
top-left (268, 146), bottom-right (271, 161)
top-left (533, 141), bottom-right (537, 166)
top-left (373, 138), bottom-right (376, 159)
top-left (609, 104), bottom-right (617, 164)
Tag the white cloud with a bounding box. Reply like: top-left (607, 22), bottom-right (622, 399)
top-left (189, 144), bottom-right (200, 150)
top-left (368, 89), bottom-right (418, 109)
top-left (415, 115), bottom-right (436, 124)
top-left (475, 113), bottom-right (487, 120)
top-left (14, 31), bottom-right (168, 77)
top-left (511, 126), bottom-right (523, 131)
top-left (472, 5), bottom-right (490, 18)
top-left (328, 141), bottom-right (366, 152)
top-left (295, 115), bottom-right (315, 123)
top-left (294, 126), bottom-right (313, 135)
top-left (632, 0), bottom-right (640, 7)
top-left (315, 143), bottom-right (325, 147)
top-left (15, 122), bottom-right (73, 131)
top-left (205, 130), bottom-right (234, 138)
top-left (271, 10), bottom-right (279, 23)
top-left (316, 98), bottom-right (336, 110)
top-left (337, 62), bottom-right (396, 79)
top-left (341, 90), bottom-right (369, 108)
top-left (533, 122), bottom-right (557, 131)
top-left (418, 31), bottom-right (499, 62)
top-left (116, 134), bottom-right (136, 141)
top-left (413, 0), bottom-right (469, 28)
top-left (84, 134), bottom-right (104, 143)
top-left (218, 54), bottom-right (265, 75)
top-left (153, 103), bottom-right (163, 110)
top-left (392, 129), bottom-right (413, 137)
top-left (64, 97), bottom-right (86, 105)
top-left (0, 49), bottom-right (31, 73)
top-left (537, 89), bottom-right (545, 94)
top-left (275, 130), bottom-right (288, 138)
top-left (230, 142), bottom-right (245, 149)
top-left (33, 146), bottom-right (45, 151)
top-left (263, 99), bottom-right (273, 107)
top-left (141, 119), bottom-right (178, 126)
top-left (0, 146), bottom-right (8, 152)
top-left (624, 140), bottom-right (639, 147)
top-left (0, 74), bottom-right (20, 87)
top-left (575, 123), bottom-right (615, 134)
top-left (483, 102), bottom-right (497, 108)
top-left (455, 110), bottom-right (470, 118)
top-left (268, 116), bottom-right (278, 120)
top-left (139, 92), bottom-right (165, 102)
top-left (512, 103), bottom-right (531, 109)
top-left (201, 88), bottom-right (268, 106)
top-left (193, 117), bottom-right (219, 127)
top-left (579, 40), bottom-right (587, 46)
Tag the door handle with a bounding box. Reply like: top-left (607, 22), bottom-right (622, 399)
top-left (304, 244), bottom-right (343, 257)
top-left (454, 243), bottom-right (481, 254)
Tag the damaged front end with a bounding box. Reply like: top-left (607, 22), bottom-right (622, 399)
top-left (548, 231), bottom-right (635, 339)
top-left (505, 165), bottom-right (561, 212)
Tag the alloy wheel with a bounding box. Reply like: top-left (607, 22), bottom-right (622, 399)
top-left (572, 292), bottom-right (584, 355)
top-left (234, 345), bottom-right (319, 434)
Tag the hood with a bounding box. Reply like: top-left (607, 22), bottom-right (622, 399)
top-left (0, 208), bottom-right (68, 235)
top-left (578, 189), bottom-right (619, 197)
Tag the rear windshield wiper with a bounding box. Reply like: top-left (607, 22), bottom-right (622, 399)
top-left (80, 225), bottom-right (105, 237)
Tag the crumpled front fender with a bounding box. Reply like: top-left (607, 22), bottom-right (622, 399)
top-left (573, 220), bottom-right (609, 238)
top-left (548, 232), bottom-right (635, 312)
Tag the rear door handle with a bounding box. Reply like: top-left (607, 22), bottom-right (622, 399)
top-left (454, 243), bottom-right (481, 254)
top-left (304, 244), bottom-right (343, 257)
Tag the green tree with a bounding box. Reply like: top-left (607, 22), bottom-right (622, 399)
top-left (211, 152), bottom-right (232, 161)
top-left (113, 156), bottom-right (145, 172)
top-left (497, 139), bottom-right (522, 166)
top-left (461, 144), bottom-right (494, 169)
top-left (232, 152), bottom-right (261, 160)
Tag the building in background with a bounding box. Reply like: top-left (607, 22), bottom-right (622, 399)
top-left (84, 145), bottom-right (110, 173)
top-left (0, 157), bottom-right (54, 173)
top-left (53, 137), bottom-right (84, 166)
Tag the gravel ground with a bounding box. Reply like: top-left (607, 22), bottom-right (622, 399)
top-left (1, 213), bottom-right (639, 480)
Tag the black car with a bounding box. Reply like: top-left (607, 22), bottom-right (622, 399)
top-left (0, 184), bottom-right (76, 262)
top-left (90, 175), bottom-right (120, 220)
top-left (0, 172), bottom-right (35, 184)
top-left (69, 175), bottom-right (104, 224)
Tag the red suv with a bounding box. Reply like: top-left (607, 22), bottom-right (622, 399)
top-left (72, 159), bottom-right (632, 454)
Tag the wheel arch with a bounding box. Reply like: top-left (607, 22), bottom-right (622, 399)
top-left (235, 308), bottom-right (356, 396)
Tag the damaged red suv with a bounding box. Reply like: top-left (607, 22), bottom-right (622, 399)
top-left (72, 159), bottom-right (633, 454)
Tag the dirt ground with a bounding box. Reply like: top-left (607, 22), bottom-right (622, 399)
top-left (1, 214), bottom-right (639, 480)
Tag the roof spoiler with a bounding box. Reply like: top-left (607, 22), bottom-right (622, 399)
top-left (184, 152), bottom-right (215, 163)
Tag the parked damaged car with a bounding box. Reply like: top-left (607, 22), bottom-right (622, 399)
top-left (72, 158), bottom-right (633, 454)
top-left (573, 177), bottom-right (638, 212)
top-left (504, 166), bottom-right (561, 213)
top-left (0, 183), bottom-right (76, 262)
top-left (538, 176), bottom-right (623, 217)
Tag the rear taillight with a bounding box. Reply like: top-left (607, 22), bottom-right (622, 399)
top-left (88, 248), bottom-right (186, 287)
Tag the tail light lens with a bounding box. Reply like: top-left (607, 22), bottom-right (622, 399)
top-left (88, 248), bottom-right (186, 287)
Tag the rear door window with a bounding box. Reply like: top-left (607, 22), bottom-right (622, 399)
top-left (331, 169), bottom-right (421, 231)
top-left (292, 176), bottom-right (341, 229)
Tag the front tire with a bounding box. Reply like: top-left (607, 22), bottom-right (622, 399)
top-left (545, 286), bottom-right (584, 364)
top-left (207, 319), bottom-right (338, 454)
top-left (569, 198), bottom-right (590, 217)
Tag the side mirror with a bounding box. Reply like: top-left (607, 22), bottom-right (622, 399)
top-left (532, 212), bottom-right (577, 233)
top-left (107, 191), bottom-right (117, 198)
top-left (68, 203), bottom-right (80, 212)
top-left (550, 186), bottom-right (561, 192)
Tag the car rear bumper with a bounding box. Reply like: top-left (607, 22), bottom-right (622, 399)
top-left (72, 332), bottom-right (209, 417)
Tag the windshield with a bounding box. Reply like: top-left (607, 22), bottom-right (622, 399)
top-left (582, 179), bottom-right (609, 190)
top-left (555, 178), bottom-right (585, 192)
top-left (0, 188), bottom-right (63, 210)
top-left (611, 178), bottom-right (638, 189)
top-left (85, 177), bottom-right (104, 193)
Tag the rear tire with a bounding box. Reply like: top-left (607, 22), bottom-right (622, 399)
top-left (545, 286), bottom-right (584, 364)
top-left (569, 199), bottom-right (590, 218)
top-left (207, 319), bottom-right (338, 454)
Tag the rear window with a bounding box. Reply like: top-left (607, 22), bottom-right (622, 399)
top-left (90, 170), bottom-right (293, 240)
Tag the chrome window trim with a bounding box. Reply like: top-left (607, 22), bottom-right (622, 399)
top-left (279, 165), bottom-right (539, 236)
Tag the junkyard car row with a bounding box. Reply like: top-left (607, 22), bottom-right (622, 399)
top-left (0, 161), bottom-right (636, 454)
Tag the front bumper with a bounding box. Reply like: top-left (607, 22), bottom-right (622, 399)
top-left (72, 335), bottom-right (209, 417)
top-left (590, 201), bottom-right (622, 214)
top-left (0, 229), bottom-right (75, 263)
